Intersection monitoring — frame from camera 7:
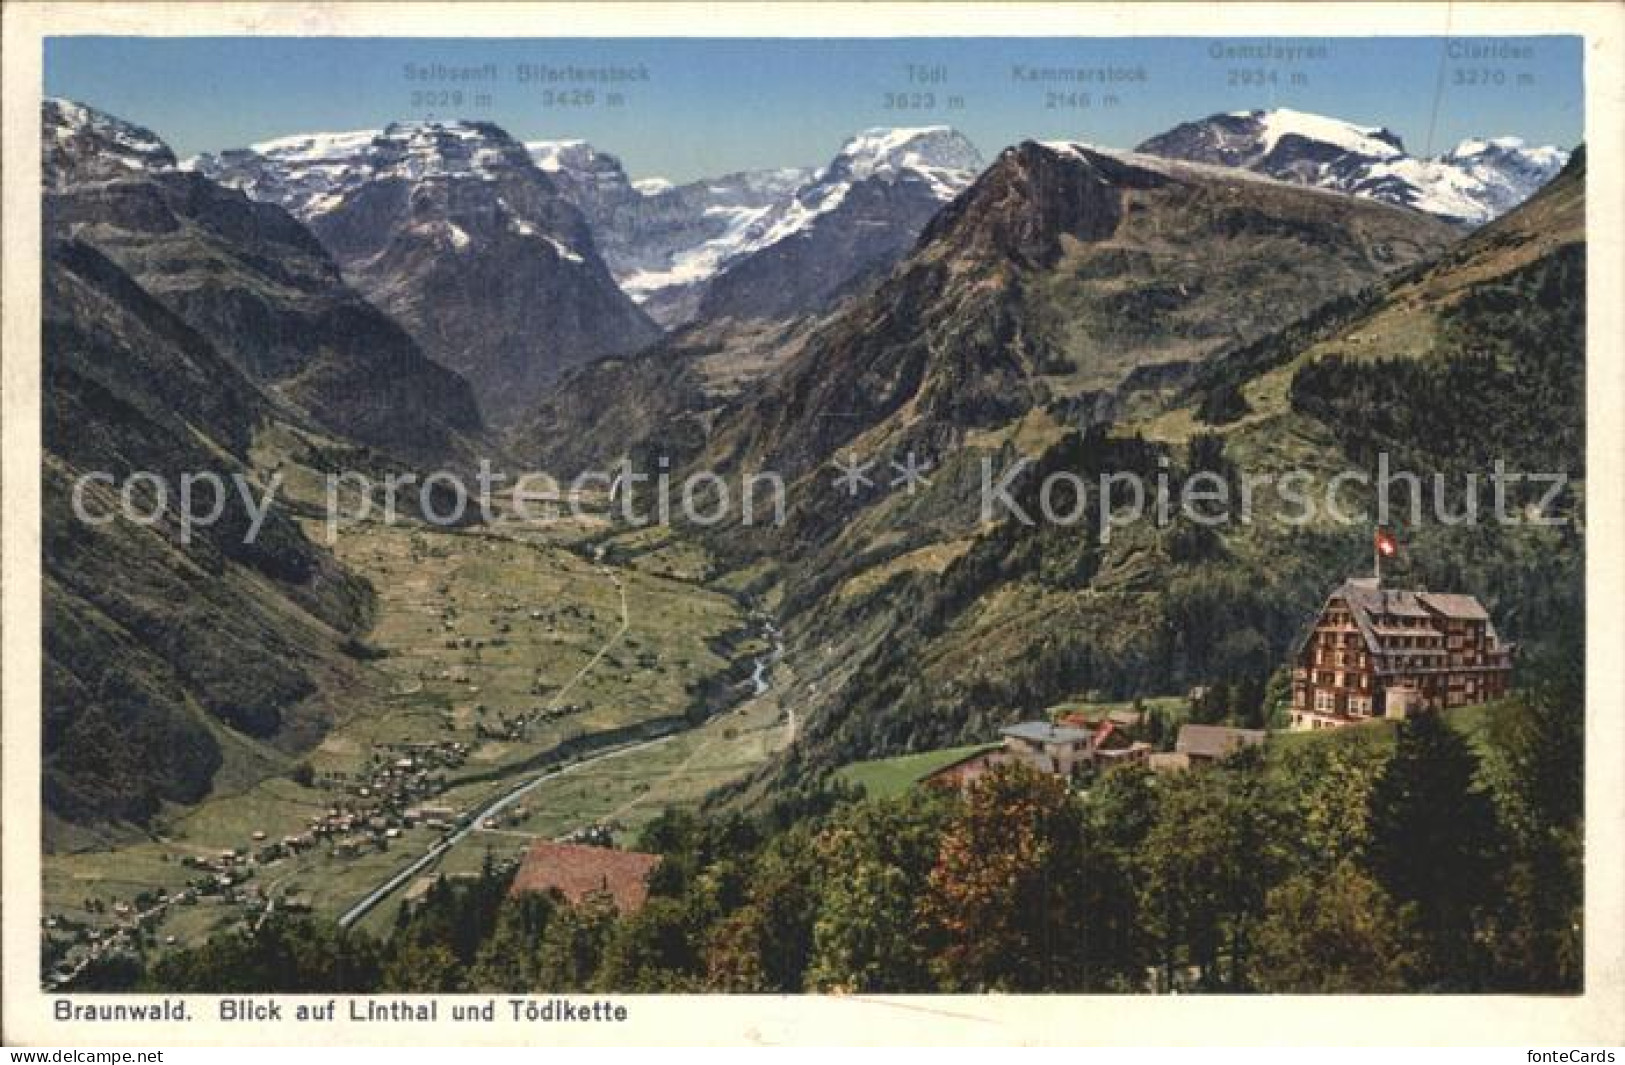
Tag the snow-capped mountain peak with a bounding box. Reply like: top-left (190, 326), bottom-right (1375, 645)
top-left (524, 138), bottom-right (595, 172)
top-left (1449, 135), bottom-right (1524, 159)
top-left (1139, 108), bottom-right (1406, 174)
top-left (523, 139), bottom-right (640, 216)
top-left (688, 127), bottom-right (985, 322)
top-left (191, 121), bottom-right (540, 220)
top-left (543, 128), bottom-right (982, 325)
top-left (190, 118), bottom-right (656, 422)
top-left (1443, 135), bottom-right (1567, 173)
top-left (183, 129), bottom-right (380, 216)
top-left (187, 120), bottom-right (616, 285)
top-left (1243, 107), bottom-right (1406, 161)
top-left (241, 129), bottom-right (379, 164)
top-left (370, 121), bottom-right (533, 181)
top-left (780, 126), bottom-right (983, 234)
top-left (1139, 107), bottom-right (1568, 225)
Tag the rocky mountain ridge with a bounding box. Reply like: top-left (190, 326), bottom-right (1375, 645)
top-left (192, 120), bottom-right (660, 422)
top-left (45, 98), bottom-right (483, 461)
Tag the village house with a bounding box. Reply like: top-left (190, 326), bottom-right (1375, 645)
top-left (924, 719), bottom-right (1152, 790)
top-left (1148, 725), bottom-right (1268, 774)
top-left (921, 746), bottom-right (1004, 791)
top-left (1088, 722), bottom-right (1152, 768)
top-left (1174, 724), bottom-right (1268, 765)
top-left (509, 841), bottom-right (663, 915)
top-left (1000, 719), bottom-right (1151, 775)
top-left (998, 721), bottom-right (1097, 776)
top-left (1290, 577), bottom-right (1514, 731)
top-left (401, 875), bottom-right (441, 914)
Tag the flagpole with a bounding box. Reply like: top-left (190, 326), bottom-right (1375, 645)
top-left (1374, 528), bottom-right (1381, 585)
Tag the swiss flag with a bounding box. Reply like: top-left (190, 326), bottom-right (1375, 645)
top-left (1375, 527), bottom-right (1399, 558)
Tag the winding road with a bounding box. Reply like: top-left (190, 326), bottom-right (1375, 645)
top-left (336, 728), bottom-right (680, 929)
top-left (339, 561), bottom-right (639, 929)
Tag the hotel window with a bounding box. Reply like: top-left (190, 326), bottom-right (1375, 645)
top-left (1348, 695), bottom-right (1371, 717)
top-left (1315, 690), bottom-right (1336, 713)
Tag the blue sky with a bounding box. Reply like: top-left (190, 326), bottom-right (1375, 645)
top-left (45, 37), bottom-right (1583, 183)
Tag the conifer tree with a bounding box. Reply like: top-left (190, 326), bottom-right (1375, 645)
top-left (1364, 712), bottom-right (1504, 987)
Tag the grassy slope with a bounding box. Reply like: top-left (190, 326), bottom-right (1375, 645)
top-left (41, 241), bottom-right (387, 846)
top-left (747, 156), bottom-right (1585, 799)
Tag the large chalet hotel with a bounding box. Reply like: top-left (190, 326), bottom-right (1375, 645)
top-left (1290, 576), bottom-right (1515, 731)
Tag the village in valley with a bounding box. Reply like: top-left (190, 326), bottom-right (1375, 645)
top-left (40, 506), bottom-right (793, 988)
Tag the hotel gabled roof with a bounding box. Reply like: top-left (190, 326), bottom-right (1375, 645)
top-left (1303, 578), bottom-right (1504, 658)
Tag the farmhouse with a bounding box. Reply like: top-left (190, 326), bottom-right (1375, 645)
top-left (509, 841), bottom-right (662, 914)
top-left (1089, 721), bottom-right (1152, 767)
top-left (1290, 577), bottom-right (1514, 731)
